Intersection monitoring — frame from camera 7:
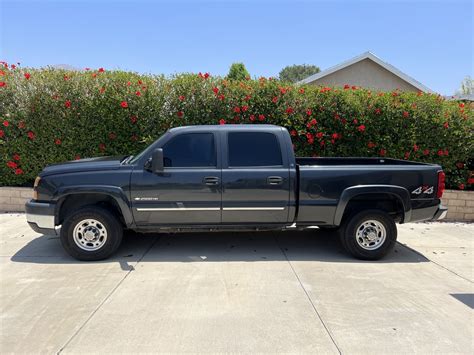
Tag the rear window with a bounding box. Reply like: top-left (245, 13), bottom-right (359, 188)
top-left (163, 133), bottom-right (216, 167)
top-left (228, 132), bottom-right (282, 167)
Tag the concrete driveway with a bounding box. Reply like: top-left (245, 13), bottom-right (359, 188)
top-left (0, 214), bottom-right (473, 354)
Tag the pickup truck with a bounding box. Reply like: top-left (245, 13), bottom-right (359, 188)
top-left (26, 124), bottom-right (447, 261)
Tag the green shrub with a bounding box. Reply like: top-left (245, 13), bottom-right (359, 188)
top-left (1, 66), bottom-right (473, 190)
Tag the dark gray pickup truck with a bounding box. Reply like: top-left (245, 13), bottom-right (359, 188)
top-left (26, 124), bottom-right (447, 261)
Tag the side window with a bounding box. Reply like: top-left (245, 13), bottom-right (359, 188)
top-left (163, 133), bottom-right (216, 167)
top-left (228, 132), bottom-right (283, 167)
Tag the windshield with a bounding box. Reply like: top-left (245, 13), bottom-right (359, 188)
top-left (128, 131), bottom-right (170, 164)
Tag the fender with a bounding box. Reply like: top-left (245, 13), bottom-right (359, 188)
top-left (333, 185), bottom-right (412, 226)
top-left (52, 185), bottom-right (134, 226)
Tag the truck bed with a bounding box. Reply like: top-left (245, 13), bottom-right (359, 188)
top-left (296, 157), bottom-right (433, 166)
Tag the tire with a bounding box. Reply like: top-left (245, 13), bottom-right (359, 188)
top-left (339, 209), bottom-right (397, 260)
top-left (60, 206), bottom-right (123, 261)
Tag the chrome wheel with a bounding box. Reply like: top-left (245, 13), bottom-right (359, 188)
top-left (72, 219), bottom-right (108, 251)
top-left (355, 220), bottom-right (386, 250)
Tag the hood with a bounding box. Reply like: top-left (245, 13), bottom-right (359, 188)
top-left (40, 156), bottom-right (127, 177)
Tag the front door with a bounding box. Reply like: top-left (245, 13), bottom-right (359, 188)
top-left (221, 131), bottom-right (290, 224)
top-left (131, 132), bottom-right (221, 226)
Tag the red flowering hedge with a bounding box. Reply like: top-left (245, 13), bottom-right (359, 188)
top-left (0, 65), bottom-right (473, 190)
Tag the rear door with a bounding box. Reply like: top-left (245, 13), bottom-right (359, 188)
top-left (131, 132), bottom-right (221, 226)
top-left (221, 130), bottom-right (290, 224)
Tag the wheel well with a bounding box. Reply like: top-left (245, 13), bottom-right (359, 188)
top-left (57, 193), bottom-right (125, 226)
top-left (342, 193), bottom-right (404, 224)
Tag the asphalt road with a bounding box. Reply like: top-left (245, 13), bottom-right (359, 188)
top-left (1, 214), bottom-right (473, 354)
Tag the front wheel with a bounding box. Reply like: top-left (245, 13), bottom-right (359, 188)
top-left (60, 206), bottom-right (123, 261)
top-left (339, 209), bottom-right (397, 260)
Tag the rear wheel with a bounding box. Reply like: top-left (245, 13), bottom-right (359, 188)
top-left (339, 209), bottom-right (397, 260)
top-left (60, 206), bottom-right (123, 261)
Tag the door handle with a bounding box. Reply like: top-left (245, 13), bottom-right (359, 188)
top-left (203, 176), bottom-right (220, 185)
top-left (267, 176), bottom-right (283, 185)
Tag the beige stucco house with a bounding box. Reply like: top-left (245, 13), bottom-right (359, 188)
top-left (298, 51), bottom-right (434, 93)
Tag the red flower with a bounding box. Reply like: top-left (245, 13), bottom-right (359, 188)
top-left (368, 142), bottom-right (376, 148)
top-left (218, 94), bottom-right (225, 101)
top-left (14, 168), bottom-right (24, 175)
top-left (0, 82), bottom-right (7, 87)
top-left (351, 85), bottom-right (357, 90)
top-left (279, 87), bottom-right (287, 94)
top-left (0, 130), bottom-right (4, 138)
top-left (458, 183), bottom-right (465, 190)
top-left (7, 161), bottom-right (17, 169)
top-left (290, 130), bottom-right (297, 136)
top-left (423, 149), bottom-right (430, 155)
top-left (374, 108), bottom-right (381, 115)
top-left (444, 149), bottom-right (449, 156)
top-left (437, 149), bottom-right (444, 156)
top-left (413, 144), bottom-right (419, 152)
top-left (65, 100), bottom-right (71, 108)
top-left (3, 120), bottom-right (9, 127)
top-left (344, 84), bottom-right (350, 90)
top-left (108, 132), bottom-right (116, 140)
top-left (233, 107), bottom-right (241, 113)
top-left (353, 119), bottom-right (358, 124)
top-left (92, 73), bottom-right (97, 78)
top-left (404, 152), bottom-right (410, 159)
top-left (74, 155), bottom-right (81, 160)
top-left (357, 125), bottom-right (366, 132)
top-left (310, 118), bottom-right (317, 125)
top-left (204, 72), bottom-right (210, 79)
top-left (99, 143), bottom-right (106, 152)
top-left (120, 101), bottom-right (128, 108)
top-left (443, 122), bottom-right (449, 129)
top-left (27, 131), bottom-right (35, 140)
top-left (85, 67), bottom-right (90, 71)
top-left (316, 132), bottom-right (324, 139)
top-left (99, 87), bottom-right (105, 93)
top-left (179, 95), bottom-right (185, 101)
top-left (130, 116), bottom-right (137, 124)
top-left (306, 109), bottom-right (312, 116)
top-left (286, 107), bottom-right (294, 114)
top-left (244, 95), bottom-right (251, 101)
top-left (63, 75), bottom-right (69, 81)
top-left (468, 178), bottom-right (474, 184)
top-left (24, 72), bottom-right (31, 80)
top-left (135, 91), bottom-right (141, 96)
top-left (98, 67), bottom-right (105, 72)
top-left (258, 114), bottom-right (265, 121)
top-left (219, 119), bottom-right (226, 125)
top-left (403, 111), bottom-right (409, 118)
top-left (138, 80), bottom-right (143, 85)
top-left (13, 154), bottom-right (20, 161)
top-left (272, 96), bottom-right (278, 103)
top-left (241, 105), bottom-right (248, 112)
top-left (177, 111), bottom-right (183, 117)
top-left (0, 70), bottom-right (4, 75)
top-left (299, 88), bottom-right (305, 94)
top-left (379, 149), bottom-right (386, 156)
top-left (54, 138), bottom-right (61, 145)
top-left (459, 103), bottom-right (465, 108)
top-left (127, 81), bottom-right (131, 86)
top-left (212, 87), bottom-right (219, 94)
top-left (249, 114), bottom-right (255, 121)
top-left (331, 133), bottom-right (340, 140)
top-left (11, 64), bottom-right (16, 69)
top-left (456, 162), bottom-right (465, 169)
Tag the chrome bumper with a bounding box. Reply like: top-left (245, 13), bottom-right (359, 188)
top-left (25, 200), bottom-right (57, 235)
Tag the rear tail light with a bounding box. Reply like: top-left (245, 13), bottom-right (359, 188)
top-left (437, 171), bottom-right (445, 198)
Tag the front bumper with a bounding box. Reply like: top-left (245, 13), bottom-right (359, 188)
top-left (409, 203), bottom-right (448, 223)
top-left (25, 200), bottom-right (58, 235)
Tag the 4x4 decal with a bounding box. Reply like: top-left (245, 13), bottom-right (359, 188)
top-left (412, 186), bottom-right (434, 195)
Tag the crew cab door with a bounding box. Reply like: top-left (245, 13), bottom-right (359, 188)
top-left (130, 132), bottom-right (221, 226)
top-left (221, 131), bottom-right (290, 224)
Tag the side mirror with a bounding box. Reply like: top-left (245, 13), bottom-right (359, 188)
top-left (151, 148), bottom-right (164, 173)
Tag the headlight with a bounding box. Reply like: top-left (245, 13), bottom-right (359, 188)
top-left (33, 176), bottom-right (41, 200)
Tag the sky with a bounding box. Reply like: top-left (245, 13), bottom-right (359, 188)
top-left (0, 0), bottom-right (472, 95)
